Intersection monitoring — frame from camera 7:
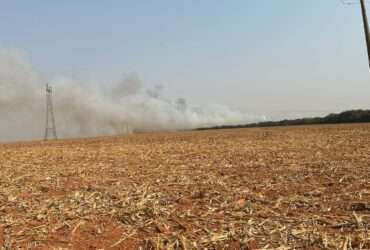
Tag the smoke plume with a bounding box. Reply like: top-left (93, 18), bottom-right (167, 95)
top-left (0, 48), bottom-right (260, 141)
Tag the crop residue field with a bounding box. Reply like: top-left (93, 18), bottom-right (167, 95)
top-left (1, 124), bottom-right (370, 249)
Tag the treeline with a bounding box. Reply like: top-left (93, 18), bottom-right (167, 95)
top-left (196, 109), bottom-right (370, 130)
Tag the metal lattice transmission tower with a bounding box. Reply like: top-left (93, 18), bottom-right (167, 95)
top-left (44, 84), bottom-right (58, 140)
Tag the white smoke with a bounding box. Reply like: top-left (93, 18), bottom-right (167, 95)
top-left (0, 48), bottom-right (261, 141)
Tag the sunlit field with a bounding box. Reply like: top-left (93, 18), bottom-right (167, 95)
top-left (1, 124), bottom-right (370, 249)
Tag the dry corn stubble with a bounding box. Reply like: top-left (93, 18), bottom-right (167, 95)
top-left (0, 124), bottom-right (370, 249)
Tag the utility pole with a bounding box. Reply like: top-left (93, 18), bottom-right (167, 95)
top-left (360, 0), bottom-right (370, 69)
top-left (44, 84), bottom-right (58, 140)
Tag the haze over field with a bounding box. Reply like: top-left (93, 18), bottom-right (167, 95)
top-left (1, 1), bottom-right (370, 141)
top-left (0, 49), bottom-right (260, 141)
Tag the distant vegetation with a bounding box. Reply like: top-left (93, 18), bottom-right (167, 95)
top-left (196, 110), bottom-right (370, 130)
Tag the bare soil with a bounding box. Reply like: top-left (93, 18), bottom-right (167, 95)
top-left (1, 124), bottom-right (370, 249)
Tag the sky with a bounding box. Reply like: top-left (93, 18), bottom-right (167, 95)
top-left (1, 0), bottom-right (370, 119)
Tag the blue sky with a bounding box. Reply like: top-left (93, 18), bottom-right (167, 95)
top-left (1, 0), bottom-right (370, 118)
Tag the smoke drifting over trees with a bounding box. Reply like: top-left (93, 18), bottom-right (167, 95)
top-left (0, 48), bottom-right (260, 141)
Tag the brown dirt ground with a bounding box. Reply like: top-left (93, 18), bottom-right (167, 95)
top-left (0, 124), bottom-right (370, 249)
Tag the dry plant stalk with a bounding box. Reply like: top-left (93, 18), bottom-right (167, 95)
top-left (0, 124), bottom-right (369, 249)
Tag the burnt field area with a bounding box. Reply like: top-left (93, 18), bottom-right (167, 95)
top-left (0, 124), bottom-right (370, 249)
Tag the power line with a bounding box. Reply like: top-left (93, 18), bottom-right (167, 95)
top-left (340, 0), bottom-right (370, 5)
top-left (340, 0), bottom-right (357, 5)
